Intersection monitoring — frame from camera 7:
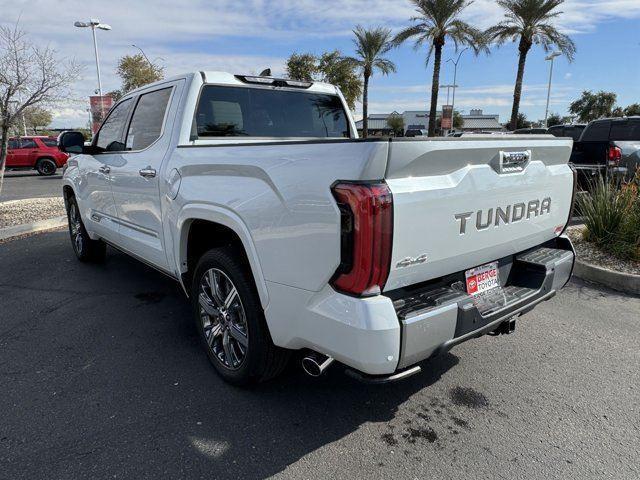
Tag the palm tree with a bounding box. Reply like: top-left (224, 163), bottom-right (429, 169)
top-left (343, 26), bottom-right (396, 138)
top-left (393, 0), bottom-right (486, 137)
top-left (485, 0), bottom-right (576, 130)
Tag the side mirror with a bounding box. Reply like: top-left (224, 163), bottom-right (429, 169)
top-left (58, 131), bottom-right (86, 154)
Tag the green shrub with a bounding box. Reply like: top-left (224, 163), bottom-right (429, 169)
top-left (577, 174), bottom-right (640, 261)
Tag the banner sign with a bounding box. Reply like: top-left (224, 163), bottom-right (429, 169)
top-left (441, 104), bottom-right (453, 130)
top-left (89, 95), bottom-right (114, 135)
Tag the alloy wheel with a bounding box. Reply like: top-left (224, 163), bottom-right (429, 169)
top-left (68, 203), bottom-right (84, 255)
top-left (198, 268), bottom-right (249, 370)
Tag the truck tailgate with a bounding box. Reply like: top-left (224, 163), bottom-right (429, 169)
top-left (383, 137), bottom-right (574, 291)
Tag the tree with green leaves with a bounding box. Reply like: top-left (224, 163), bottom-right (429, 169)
top-left (546, 112), bottom-right (563, 127)
top-left (116, 53), bottom-right (164, 95)
top-left (285, 53), bottom-right (316, 82)
top-left (568, 90), bottom-right (617, 122)
top-left (515, 112), bottom-right (531, 129)
top-left (624, 103), bottom-right (640, 117)
top-left (22, 107), bottom-right (52, 133)
top-left (485, 0), bottom-right (576, 130)
top-left (342, 26), bottom-right (396, 138)
top-left (285, 50), bottom-right (362, 110)
top-left (393, 0), bottom-right (486, 137)
top-left (386, 114), bottom-right (405, 136)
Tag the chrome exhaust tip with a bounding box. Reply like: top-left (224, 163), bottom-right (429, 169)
top-left (301, 352), bottom-right (334, 377)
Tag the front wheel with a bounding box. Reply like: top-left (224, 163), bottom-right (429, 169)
top-left (191, 247), bottom-right (290, 385)
top-left (66, 196), bottom-right (106, 262)
top-left (36, 158), bottom-right (57, 176)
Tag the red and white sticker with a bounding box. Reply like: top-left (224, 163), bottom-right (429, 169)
top-left (465, 262), bottom-right (500, 295)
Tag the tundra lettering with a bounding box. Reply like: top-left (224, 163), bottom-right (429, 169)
top-left (60, 71), bottom-right (575, 385)
top-left (455, 197), bottom-right (552, 235)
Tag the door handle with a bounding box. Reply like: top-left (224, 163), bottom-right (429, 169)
top-left (139, 167), bottom-right (156, 178)
top-left (99, 165), bottom-right (110, 174)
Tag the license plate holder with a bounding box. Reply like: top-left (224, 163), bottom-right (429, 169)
top-left (465, 261), bottom-right (500, 296)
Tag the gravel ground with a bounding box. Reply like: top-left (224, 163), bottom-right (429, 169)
top-left (0, 197), bottom-right (65, 229)
top-left (567, 226), bottom-right (640, 276)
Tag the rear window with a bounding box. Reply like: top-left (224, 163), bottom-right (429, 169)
top-left (194, 85), bottom-right (350, 138)
top-left (580, 121), bottom-right (610, 142)
top-left (610, 120), bottom-right (640, 141)
top-left (42, 138), bottom-right (58, 147)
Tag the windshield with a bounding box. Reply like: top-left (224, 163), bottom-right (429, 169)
top-left (194, 85), bottom-right (350, 139)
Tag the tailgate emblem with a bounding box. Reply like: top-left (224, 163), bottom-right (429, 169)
top-left (396, 254), bottom-right (428, 268)
top-left (499, 150), bottom-right (530, 173)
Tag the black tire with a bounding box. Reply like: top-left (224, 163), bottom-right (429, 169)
top-left (36, 158), bottom-right (57, 176)
top-left (191, 247), bottom-right (290, 385)
top-left (66, 196), bottom-right (106, 262)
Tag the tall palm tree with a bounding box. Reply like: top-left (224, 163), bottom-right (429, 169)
top-left (343, 26), bottom-right (396, 138)
top-left (485, 0), bottom-right (576, 130)
top-left (393, 0), bottom-right (486, 137)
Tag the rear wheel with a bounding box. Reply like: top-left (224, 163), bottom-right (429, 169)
top-left (191, 247), bottom-right (290, 385)
top-left (66, 196), bottom-right (106, 262)
top-left (36, 158), bottom-right (57, 176)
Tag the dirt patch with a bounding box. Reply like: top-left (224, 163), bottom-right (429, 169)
top-left (449, 386), bottom-right (489, 409)
top-left (402, 426), bottom-right (438, 444)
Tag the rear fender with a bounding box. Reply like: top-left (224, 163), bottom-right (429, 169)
top-left (175, 204), bottom-right (269, 307)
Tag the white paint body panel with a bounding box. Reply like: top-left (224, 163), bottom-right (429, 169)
top-left (63, 72), bottom-right (574, 375)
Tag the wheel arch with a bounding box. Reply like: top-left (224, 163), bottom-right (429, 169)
top-left (176, 205), bottom-right (269, 308)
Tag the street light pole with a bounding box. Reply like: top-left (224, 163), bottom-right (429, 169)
top-left (447, 47), bottom-right (468, 119)
top-left (544, 51), bottom-right (561, 128)
top-left (90, 25), bottom-right (102, 97)
top-left (74, 19), bottom-right (111, 116)
top-left (132, 44), bottom-right (153, 68)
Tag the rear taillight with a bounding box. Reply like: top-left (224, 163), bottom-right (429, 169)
top-left (607, 145), bottom-right (622, 166)
top-left (330, 182), bottom-right (393, 297)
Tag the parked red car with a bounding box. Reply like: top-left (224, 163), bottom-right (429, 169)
top-left (6, 136), bottom-right (69, 176)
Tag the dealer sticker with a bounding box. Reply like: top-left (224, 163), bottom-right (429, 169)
top-left (465, 262), bottom-right (500, 296)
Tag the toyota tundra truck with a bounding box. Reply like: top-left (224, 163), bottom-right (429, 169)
top-left (58, 71), bottom-right (576, 385)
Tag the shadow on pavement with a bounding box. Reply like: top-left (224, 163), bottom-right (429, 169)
top-left (0, 232), bottom-right (457, 479)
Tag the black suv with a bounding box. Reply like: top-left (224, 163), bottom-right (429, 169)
top-left (570, 117), bottom-right (640, 188)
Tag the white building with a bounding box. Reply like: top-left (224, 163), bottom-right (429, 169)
top-left (355, 109), bottom-right (503, 135)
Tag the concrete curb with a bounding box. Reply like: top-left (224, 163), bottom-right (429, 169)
top-left (0, 216), bottom-right (67, 242)
top-left (573, 259), bottom-right (640, 296)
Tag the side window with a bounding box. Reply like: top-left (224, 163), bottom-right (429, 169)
top-left (582, 121), bottom-right (610, 142)
top-left (125, 87), bottom-right (172, 150)
top-left (19, 138), bottom-right (37, 149)
top-left (610, 120), bottom-right (640, 141)
top-left (95, 98), bottom-right (132, 152)
top-left (41, 138), bottom-right (58, 147)
top-left (8, 139), bottom-right (18, 149)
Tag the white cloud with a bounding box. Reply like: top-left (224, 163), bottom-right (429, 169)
top-left (2, 0), bottom-right (638, 126)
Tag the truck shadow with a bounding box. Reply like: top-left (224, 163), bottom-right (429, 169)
top-left (0, 235), bottom-right (459, 479)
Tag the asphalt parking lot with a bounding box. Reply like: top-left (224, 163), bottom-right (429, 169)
top-left (1, 231), bottom-right (639, 479)
top-left (0, 171), bottom-right (63, 202)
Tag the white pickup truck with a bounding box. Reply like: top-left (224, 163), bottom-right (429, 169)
top-left (59, 71), bottom-right (576, 385)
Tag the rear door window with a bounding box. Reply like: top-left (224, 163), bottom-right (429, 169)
top-left (610, 120), bottom-right (640, 141)
top-left (8, 139), bottom-right (18, 149)
top-left (194, 85), bottom-right (350, 138)
top-left (19, 138), bottom-right (37, 148)
top-left (125, 87), bottom-right (173, 150)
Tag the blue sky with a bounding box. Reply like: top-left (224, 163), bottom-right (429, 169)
top-left (1, 0), bottom-right (639, 127)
